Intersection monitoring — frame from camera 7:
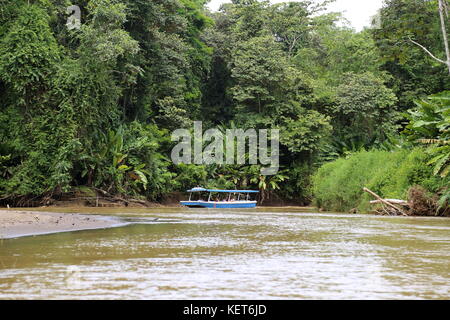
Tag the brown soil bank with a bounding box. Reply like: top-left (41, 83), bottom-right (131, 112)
top-left (0, 188), bottom-right (306, 209)
top-left (0, 188), bottom-right (182, 208)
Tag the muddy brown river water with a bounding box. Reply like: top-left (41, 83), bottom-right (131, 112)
top-left (0, 207), bottom-right (449, 299)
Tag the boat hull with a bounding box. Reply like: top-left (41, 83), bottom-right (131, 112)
top-left (180, 201), bottom-right (257, 208)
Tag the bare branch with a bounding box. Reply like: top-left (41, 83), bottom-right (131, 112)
top-left (364, 187), bottom-right (408, 216)
top-left (408, 37), bottom-right (448, 65)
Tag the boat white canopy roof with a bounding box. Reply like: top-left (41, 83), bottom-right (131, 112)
top-left (187, 188), bottom-right (259, 193)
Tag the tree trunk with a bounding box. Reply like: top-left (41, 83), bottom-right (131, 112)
top-left (409, 0), bottom-right (450, 74)
top-left (438, 0), bottom-right (450, 74)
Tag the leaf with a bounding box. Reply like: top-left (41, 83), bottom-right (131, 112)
top-left (412, 120), bottom-right (438, 128)
top-left (440, 164), bottom-right (450, 178)
top-left (134, 170), bottom-right (148, 190)
top-left (114, 153), bottom-right (128, 166)
top-left (134, 163), bottom-right (146, 170)
top-left (118, 165), bottom-right (130, 172)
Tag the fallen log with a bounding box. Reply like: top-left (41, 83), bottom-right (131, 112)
top-left (363, 187), bottom-right (408, 216)
top-left (89, 188), bottom-right (149, 206)
top-left (369, 199), bottom-right (409, 206)
top-left (76, 196), bottom-right (146, 204)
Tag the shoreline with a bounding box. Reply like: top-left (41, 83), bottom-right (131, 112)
top-left (0, 210), bottom-right (126, 239)
top-left (1, 206), bottom-right (449, 240)
top-left (0, 206), bottom-right (317, 239)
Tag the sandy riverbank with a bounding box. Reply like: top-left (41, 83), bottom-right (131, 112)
top-left (0, 210), bottom-right (125, 239)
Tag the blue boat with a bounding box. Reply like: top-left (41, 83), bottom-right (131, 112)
top-left (180, 187), bottom-right (259, 208)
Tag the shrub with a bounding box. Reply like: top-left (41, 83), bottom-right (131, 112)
top-left (312, 148), bottom-right (447, 213)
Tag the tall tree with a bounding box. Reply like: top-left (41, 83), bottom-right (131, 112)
top-left (409, 0), bottom-right (450, 74)
top-left (373, 0), bottom-right (450, 111)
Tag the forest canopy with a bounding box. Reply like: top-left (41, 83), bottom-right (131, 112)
top-left (0, 0), bottom-right (448, 212)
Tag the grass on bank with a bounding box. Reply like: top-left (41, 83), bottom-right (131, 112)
top-left (312, 148), bottom-right (449, 214)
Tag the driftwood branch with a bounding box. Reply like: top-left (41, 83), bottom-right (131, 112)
top-left (363, 187), bottom-right (408, 216)
top-left (370, 199), bottom-right (409, 206)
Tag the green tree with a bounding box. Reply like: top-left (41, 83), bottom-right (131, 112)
top-left (372, 0), bottom-right (450, 110)
top-left (405, 91), bottom-right (450, 208)
top-left (0, 4), bottom-right (60, 107)
top-left (331, 72), bottom-right (399, 147)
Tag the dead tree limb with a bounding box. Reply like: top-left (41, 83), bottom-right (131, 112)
top-left (408, 37), bottom-right (448, 65)
top-left (408, 0), bottom-right (450, 75)
top-left (370, 199), bottom-right (409, 206)
top-left (363, 187), bottom-right (408, 216)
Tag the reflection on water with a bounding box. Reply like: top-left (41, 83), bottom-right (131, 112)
top-left (0, 208), bottom-right (449, 299)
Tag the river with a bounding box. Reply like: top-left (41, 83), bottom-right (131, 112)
top-left (0, 208), bottom-right (449, 299)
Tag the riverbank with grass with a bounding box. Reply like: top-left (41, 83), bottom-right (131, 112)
top-left (312, 148), bottom-right (450, 216)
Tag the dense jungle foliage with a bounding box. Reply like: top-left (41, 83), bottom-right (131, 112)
top-left (0, 0), bottom-right (448, 212)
